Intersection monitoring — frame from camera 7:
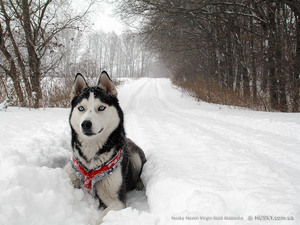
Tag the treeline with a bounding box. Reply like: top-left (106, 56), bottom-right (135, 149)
top-left (71, 31), bottom-right (153, 79)
top-left (43, 30), bottom-right (153, 107)
top-left (119, 0), bottom-right (300, 112)
top-left (0, 0), bottom-right (153, 108)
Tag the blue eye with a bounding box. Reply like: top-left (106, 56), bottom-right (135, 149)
top-left (78, 106), bottom-right (84, 111)
top-left (98, 105), bottom-right (106, 111)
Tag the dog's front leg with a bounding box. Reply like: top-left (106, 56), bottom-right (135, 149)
top-left (96, 200), bottom-right (125, 224)
top-left (94, 167), bottom-right (126, 224)
top-left (64, 162), bottom-right (80, 188)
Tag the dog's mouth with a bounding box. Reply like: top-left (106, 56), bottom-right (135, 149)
top-left (83, 128), bottom-right (103, 136)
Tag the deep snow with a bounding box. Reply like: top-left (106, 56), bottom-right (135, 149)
top-left (0, 78), bottom-right (299, 225)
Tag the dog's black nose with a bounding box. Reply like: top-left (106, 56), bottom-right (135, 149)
top-left (81, 120), bottom-right (92, 130)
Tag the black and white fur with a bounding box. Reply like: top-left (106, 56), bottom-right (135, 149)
top-left (64, 71), bottom-right (146, 224)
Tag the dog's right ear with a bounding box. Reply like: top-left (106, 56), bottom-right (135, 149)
top-left (71, 73), bottom-right (88, 100)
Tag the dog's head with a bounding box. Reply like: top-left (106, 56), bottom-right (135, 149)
top-left (69, 71), bottom-right (122, 140)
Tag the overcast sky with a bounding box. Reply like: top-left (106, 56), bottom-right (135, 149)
top-left (89, 0), bottom-right (125, 34)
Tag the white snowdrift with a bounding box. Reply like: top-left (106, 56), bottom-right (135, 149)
top-left (0, 78), bottom-right (299, 225)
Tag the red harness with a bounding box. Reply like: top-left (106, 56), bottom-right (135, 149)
top-left (71, 149), bottom-right (123, 196)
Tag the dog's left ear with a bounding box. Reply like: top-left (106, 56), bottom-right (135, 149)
top-left (98, 71), bottom-right (118, 98)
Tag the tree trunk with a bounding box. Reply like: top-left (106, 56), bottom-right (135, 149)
top-left (268, 2), bottom-right (279, 110)
top-left (0, 23), bottom-right (25, 105)
top-left (250, 19), bottom-right (257, 103)
top-left (276, 3), bottom-right (288, 112)
top-left (226, 30), bottom-right (234, 91)
top-left (276, 39), bottom-right (287, 111)
top-left (21, 0), bottom-right (42, 108)
top-left (243, 67), bottom-right (250, 101)
top-left (292, 10), bottom-right (300, 111)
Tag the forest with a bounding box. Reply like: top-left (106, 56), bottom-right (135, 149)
top-left (119, 0), bottom-right (300, 112)
top-left (0, 0), bottom-right (299, 112)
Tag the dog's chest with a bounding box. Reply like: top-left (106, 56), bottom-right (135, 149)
top-left (95, 165), bottom-right (123, 198)
top-left (75, 143), bottom-right (115, 171)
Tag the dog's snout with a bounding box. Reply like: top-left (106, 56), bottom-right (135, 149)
top-left (81, 120), bottom-right (92, 130)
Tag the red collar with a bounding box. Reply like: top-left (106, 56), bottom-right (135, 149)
top-left (71, 149), bottom-right (123, 195)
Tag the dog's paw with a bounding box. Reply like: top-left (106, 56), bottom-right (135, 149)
top-left (64, 162), bottom-right (80, 188)
top-left (96, 201), bottom-right (125, 224)
top-left (95, 216), bottom-right (103, 225)
top-left (135, 180), bottom-right (145, 190)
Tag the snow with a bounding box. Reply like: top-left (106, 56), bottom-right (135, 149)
top-left (0, 99), bottom-right (9, 111)
top-left (0, 78), bottom-right (300, 225)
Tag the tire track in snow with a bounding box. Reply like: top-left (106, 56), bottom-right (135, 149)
top-left (120, 78), bottom-right (300, 181)
top-left (147, 78), bottom-right (300, 176)
top-left (118, 78), bottom-right (300, 222)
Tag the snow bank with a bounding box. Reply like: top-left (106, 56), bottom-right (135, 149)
top-left (0, 108), bottom-right (99, 225)
top-left (0, 78), bottom-right (299, 225)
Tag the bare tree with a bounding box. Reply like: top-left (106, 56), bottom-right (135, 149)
top-left (0, 0), bottom-right (93, 107)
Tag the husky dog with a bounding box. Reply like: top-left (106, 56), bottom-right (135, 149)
top-left (64, 71), bottom-right (146, 224)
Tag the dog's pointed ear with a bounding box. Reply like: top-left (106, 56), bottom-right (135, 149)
top-left (98, 71), bottom-right (118, 98)
top-left (71, 73), bottom-right (88, 100)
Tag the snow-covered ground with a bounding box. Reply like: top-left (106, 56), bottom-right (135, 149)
top-left (0, 78), bottom-right (299, 225)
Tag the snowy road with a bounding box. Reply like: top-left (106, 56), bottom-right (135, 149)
top-left (0, 78), bottom-right (300, 225)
